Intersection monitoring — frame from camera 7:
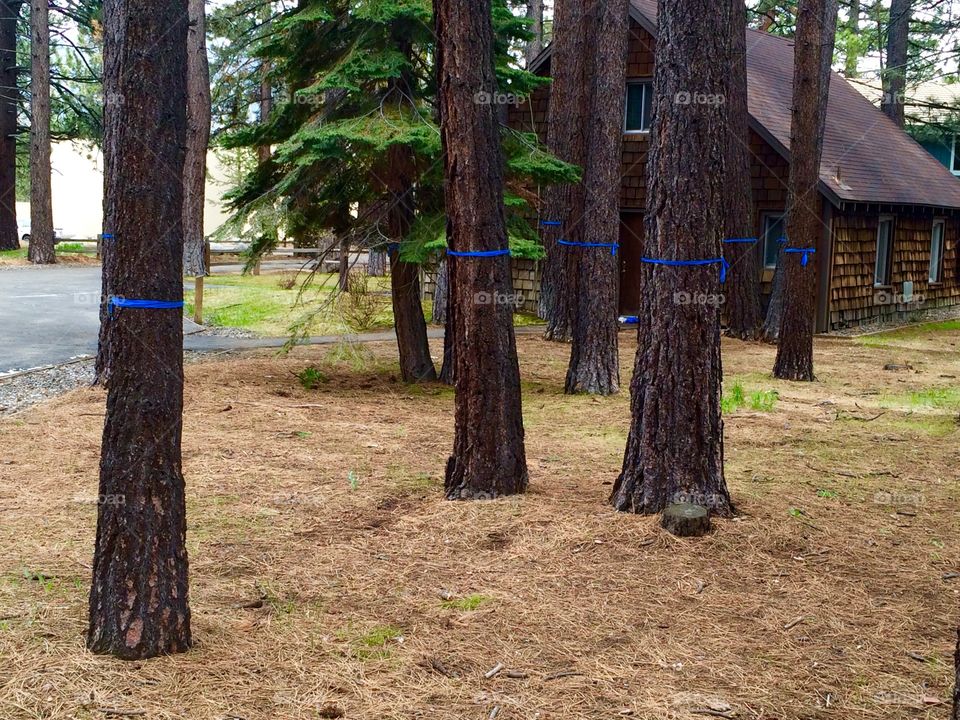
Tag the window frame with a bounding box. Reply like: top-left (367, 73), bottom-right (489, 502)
top-left (874, 216), bottom-right (895, 288)
top-left (929, 218), bottom-right (946, 284)
top-left (761, 213), bottom-right (786, 270)
top-left (623, 80), bottom-right (653, 135)
top-left (951, 135), bottom-right (960, 176)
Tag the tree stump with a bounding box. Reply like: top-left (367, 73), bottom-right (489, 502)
top-left (660, 503), bottom-right (712, 537)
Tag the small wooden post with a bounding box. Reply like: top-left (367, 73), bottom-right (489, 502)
top-left (253, 259), bottom-right (261, 276)
top-left (193, 275), bottom-right (204, 325)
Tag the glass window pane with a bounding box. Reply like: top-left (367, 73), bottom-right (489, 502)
top-left (953, 136), bottom-right (960, 173)
top-left (875, 220), bottom-right (891, 285)
top-left (641, 84), bottom-right (653, 131)
top-left (625, 84), bottom-right (645, 132)
top-left (763, 215), bottom-right (785, 267)
top-left (930, 222), bottom-right (944, 282)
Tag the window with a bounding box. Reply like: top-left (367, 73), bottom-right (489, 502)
top-left (930, 219), bottom-right (945, 283)
top-left (624, 81), bottom-right (653, 133)
top-left (875, 217), bottom-right (894, 287)
top-left (762, 214), bottom-right (786, 269)
top-left (952, 135), bottom-right (960, 176)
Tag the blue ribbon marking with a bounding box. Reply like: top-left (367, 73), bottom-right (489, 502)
top-left (540, 220), bottom-right (562, 228)
top-left (558, 239), bottom-right (619, 256)
top-left (447, 249), bottom-right (512, 258)
top-left (723, 238), bottom-right (758, 244)
top-left (108, 296), bottom-right (185, 318)
top-left (386, 243), bottom-right (400, 254)
top-left (640, 256), bottom-right (730, 283)
top-left (784, 248), bottom-right (816, 266)
top-left (619, 315), bottom-right (639, 325)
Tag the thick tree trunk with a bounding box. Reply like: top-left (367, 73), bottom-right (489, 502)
top-left (390, 252), bottom-right (437, 382)
top-left (773, 0), bottom-right (838, 381)
top-left (27, 0), bottom-right (54, 264)
top-left (183, 0), bottom-right (210, 278)
top-left (88, 0), bottom-right (191, 659)
top-left (723, 0), bottom-right (761, 340)
top-left (435, 0), bottom-right (528, 499)
top-left (0, 2), bottom-right (22, 251)
top-left (564, 0), bottom-right (627, 395)
top-left (881, 0), bottom-right (910, 128)
top-left (611, 0), bottom-right (732, 518)
top-left (368, 247), bottom-right (386, 276)
top-left (524, 0), bottom-right (544, 67)
top-left (538, 0), bottom-right (587, 343)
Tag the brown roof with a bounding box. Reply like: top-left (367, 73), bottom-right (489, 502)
top-left (625, 0), bottom-right (960, 210)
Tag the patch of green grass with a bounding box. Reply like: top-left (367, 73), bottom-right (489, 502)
top-left (749, 389), bottom-right (779, 412)
top-left (297, 366), bottom-right (329, 390)
top-left (359, 625), bottom-right (402, 647)
top-left (880, 387), bottom-right (960, 411)
top-left (442, 594), bottom-right (491, 611)
top-left (721, 382), bottom-right (747, 414)
top-left (856, 319), bottom-right (960, 347)
top-left (56, 242), bottom-right (88, 254)
top-left (816, 489), bottom-right (838, 499)
top-left (0, 247), bottom-right (26, 260)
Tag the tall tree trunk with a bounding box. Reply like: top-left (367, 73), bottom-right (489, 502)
top-left (773, 0), bottom-right (838, 381)
top-left (953, 627), bottom-right (960, 720)
top-left (0, 1), bottom-right (21, 251)
top-left (524, 0), bottom-right (544, 67)
top-left (257, 2), bottom-right (272, 164)
top-left (723, 0), bottom-right (761, 340)
top-left (27, 0), bottom-right (53, 264)
top-left (844, 0), bottom-right (861, 78)
top-left (183, 0), bottom-right (210, 278)
top-left (432, 257), bottom-right (449, 325)
top-left (435, 0), bottom-right (528, 499)
top-left (368, 247), bottom-right (386, 276)
top-left (564, 0), bottom-right (627, 395)
top-left (88, 0), bottom-right (191, 659)
top-left (881, 0), bottom-right (910, 128)
top-left (538, 0), bottom-right (586, 343)
top-left (761, 257), bottom-right (786, 342)
top-left (611, 0), bottom-right (732, 518)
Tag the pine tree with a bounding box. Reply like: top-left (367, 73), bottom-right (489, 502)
top-left (612, 0), bottom-right (733, 518)
top-left (27, 0), bottom-right (54, 264)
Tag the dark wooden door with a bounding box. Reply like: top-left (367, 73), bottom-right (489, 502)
top-left (619, 211), bottom-right (644, 314)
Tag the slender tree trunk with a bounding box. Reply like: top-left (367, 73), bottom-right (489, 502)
top-left (881, 0), bottom-right (910, 128)
top-left (611, 0), bottom-right (732, 518)
top-left (88, 0), bottom-right (191, 660)
top-left (538, 0), bottom-right (586, 343)
top-left (338, 232), bottom-right (349, 290)
top-left (0, 1), bottom-right (22, 251)
top-left (773, 0), bottom-right (838, 381)
top-left (257, 3), bottom-right (272, 164)
top-left (432, 258), bottom-right (448, 325)
top-left (524, 0), bottom-right (544, 67)
top-left (564, 0), bottom-right (627, 395)
top-left (27, 0), bottom-right (53, 264)
top-left (844, 0), bottom-right (861, 78)
top-left (723, 0), bottom-right (762, 340)
top-left (953, 627), bottom-right (960, 720)
top-left (183, 0), bottom-right (210, 277)
top-left (435, 0), bottom-right (528, 499)
top-left (368, 247), bottom-right (386, 276)
top-left (761, 257), bottom-right (786, 342)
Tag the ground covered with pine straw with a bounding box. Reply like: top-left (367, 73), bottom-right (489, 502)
top-left (1, 326), bottom-right (959, 719)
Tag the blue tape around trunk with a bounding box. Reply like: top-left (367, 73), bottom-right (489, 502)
top-left (386, 243), bottom-right (400, 254)
top-left (108, 296), bottom-right (184, 318)
top-left (723, 238), bottom-right (758, 244)
top-left (101, 234), bottom-right (114, 240)
top-left (558, 239), bottom-right (619, 256)
top-left (640, 256), bottom-right (730, 283)
top-left (784, 248), bottom-right (816, 266)
top-left (447, 249), bottom-right (511, 258)
top-left (540, 220), bottom-right (562, 228)
top-left (619, 315), bottom-right (639, 325)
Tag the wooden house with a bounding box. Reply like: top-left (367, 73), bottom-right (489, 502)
top-left (508, 0), bottom-right (960, 331)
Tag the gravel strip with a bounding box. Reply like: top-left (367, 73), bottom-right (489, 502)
top-left (0, 358), bottom-right (95, 416)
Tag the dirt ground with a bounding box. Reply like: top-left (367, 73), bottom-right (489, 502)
top-left (1, 329), bottom-right (959, 719)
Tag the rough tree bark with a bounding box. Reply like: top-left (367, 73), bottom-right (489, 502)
top-left (432, 258), bottom-right (449, 326)
top-left (564, 0), bottom-right (627, 395)
top-left (88, 0), bottom-right (191, 659)
top-left (953, 627), bottom-right (960, 720)
top-left (27, 0), bottom-right (54, 264)
top-left (435, 0), bottom-right (528, 499)
top-left (723, 0), bottom-right (762, 340)
top-left (773, 0), bottom-right (838, 381)
top-left (367, 247), bottom-right (386, 276)
top-left (0, 1), bottom-right (22, 251)
top-left (611, 0), bottom-right (733, 518)
top-left (538, 0), bottom-right (587, 342)
top-left (881, 0), bottom-right (910, 128)
top-left (524, 0), bottom-right (544, 67)
top-left (183, 0), bottom-right (210, 278)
